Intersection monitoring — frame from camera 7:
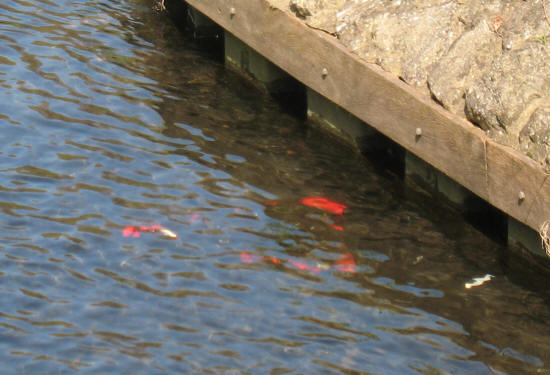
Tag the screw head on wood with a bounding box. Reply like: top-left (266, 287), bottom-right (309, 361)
top-left (230, 7), bottom-right (236, 17)
top-left (415, 127), bottom-right (422, 137)
top-left (518, 191), bottom-right (525, 201)
top-left (321, 68), bottom-right (328, 78)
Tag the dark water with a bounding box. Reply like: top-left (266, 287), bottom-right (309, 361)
top-left (1, 1), bottom-right (550, 374)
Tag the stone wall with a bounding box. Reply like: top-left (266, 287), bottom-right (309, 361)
top-left (276, 0), bottom-right (550, 168)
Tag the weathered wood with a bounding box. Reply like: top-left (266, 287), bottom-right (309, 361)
top-left (486, 140), bottom-right (549, 230)
top-left (186, 0), bottom-right (489, 200)
top-left (184, 0), bottom-right (550, 233)
top-left (528, 177), bottom-right (550, 233)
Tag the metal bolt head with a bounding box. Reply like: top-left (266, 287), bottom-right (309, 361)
top-left (230, 7), bottom-right (236, 17)
top-left (415, 127), bottom-right (422, 136)
top-left (321, 68), bottom-right (328, 78)
top-left (518, 191), bottom-right (525, 201)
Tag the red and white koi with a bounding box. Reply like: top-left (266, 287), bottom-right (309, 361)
top-left (122, 224), bottom-right (178, 239)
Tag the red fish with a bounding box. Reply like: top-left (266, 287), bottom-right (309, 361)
top-left (141, 224), bottom-right (162, 232)
top-left (189, 213), bottom-right (202, 223)
top-left (335, 252), bottom-right (357, 273)
top-left (239, 251), bottom-right (356, 274)
top-left (288, 260), bottom-right (322, 274)
top-left (329, 224), bottom-right (344, 231)
top-left (122, 224), bottom-right (177, 239)
top-left (300, 197), bottom-right (347, 215)
top-left (240, 252), bottom-right (256, 263)
top-left (265, 256), bottom-right (280, 265)
top-left (241, 252), bottom-right (281, 266)
top-left (122, 226), bottom-right (141, 238)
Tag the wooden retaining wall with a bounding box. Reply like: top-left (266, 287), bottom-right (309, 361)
top-left (179, 0), bottom-right (550, 255)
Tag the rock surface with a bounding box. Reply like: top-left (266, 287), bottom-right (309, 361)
top-left (272, 0), bottom-right (550, 166)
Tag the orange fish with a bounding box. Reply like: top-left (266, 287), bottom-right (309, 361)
top-left (265, 256), bottom-right (280, 265)
top-left (300, 197), bottom-right (347, 215)
top-left (329, 224), bottom-right (344, 231)
top-left (239, 251), bottom-right (357, 274)
top-left (122, 226), bottom-right (141, 238)
top-left (122, 224), bottom-right (177, 239)
top-left (240, 252), bottom-right (255, 263)
top-left (335, 252), bottom-right (357, 273)
top-left (189, 213), bottom-right (202, 223)
top-left (288, 260), bottom-right (322, 274)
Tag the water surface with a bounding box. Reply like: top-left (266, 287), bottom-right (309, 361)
top-left (1, 1), bottom-right (550, 374)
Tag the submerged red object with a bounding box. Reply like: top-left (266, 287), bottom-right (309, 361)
top-left (335, 252), bottom-right (357, 273)
top-left (241, 251), bottom-right (262, 263)
top-left (240, 250), bottom-right (357, 274)
top-left (122, 226), bottom-right (141, 238)
top-left (300, 197), bottom-right (347, 215)
top-left (329, 224), bottom-right (344, 231)
top-left (288, 260), bottom-right (323, 274)
top-left (122, 224), bottom-right (177, 239)
top-left (241, 252), bottom-right (280, 265)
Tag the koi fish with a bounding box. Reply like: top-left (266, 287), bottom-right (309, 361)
top-left (159, 227), bottom-right (178, 239)
top-left (335, 252), bottom-right (357, 273)
top-left (264, 256), bottom-right (280, 265)
top-left (288, 260), bottom-right (323, 274)
top-left (241, 252), bottom-right (281, 265)
top-left (240, 251), bottom-right (357, 274)
top-left (122, 224), bottom-right (178, 239)
top-left (188, 213), bottom-right (202, 223)
top-left (329, 224), bottom-right (344, 231)
top-left (240, 252), bottom-right (262, 263)
top-left (300, 197), bottom-right (347, 215)
top-left (122, 225), bottom-right (142, 238)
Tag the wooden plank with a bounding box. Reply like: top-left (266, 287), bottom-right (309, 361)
top-left (527, 177), bottom-right (550, 233)
top-left (185, 0), bottom-right (550, 232)
top-left (186, 0), bottom-right (489, 201)
top-left (486, 140), bottom-right (548, 230)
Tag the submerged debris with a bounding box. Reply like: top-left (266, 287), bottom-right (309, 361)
top-left (465, 274), bottom-right (494, 289)
top-left (240, 251), bottom-right (357, 274)
top-left (153, 0), bottom-right (166, 12)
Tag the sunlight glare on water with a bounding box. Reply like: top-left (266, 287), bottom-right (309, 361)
top-left (1, 0), bottom-right (550, 374)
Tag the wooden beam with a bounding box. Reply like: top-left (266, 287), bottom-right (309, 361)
top-left (184, 0), bottom-right (550, 232)
top-left (528, 176), bottom-right (550, 233)
top-left (486, 141), bottom-right (549, 231)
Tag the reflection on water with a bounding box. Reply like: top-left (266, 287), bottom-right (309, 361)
top-left (1, 0), bottom-right (550, 374)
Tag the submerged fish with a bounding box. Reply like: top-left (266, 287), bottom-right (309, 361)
top-left (300, 197), bottom-right (347, 215)
top-left (335, 252), bottom-right (357, 273)
top-left (240, 251), bottom-right (357, 274)
top-left (122, 224), bottom-right (178, 239)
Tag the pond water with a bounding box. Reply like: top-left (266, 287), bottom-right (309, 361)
top-left (1, 1), bottom-right (550, 374)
